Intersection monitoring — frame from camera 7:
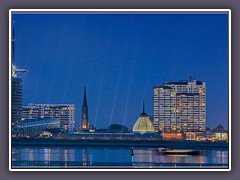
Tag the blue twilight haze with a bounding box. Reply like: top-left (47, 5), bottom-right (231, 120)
top-left (13, 13), bottom-right (229, 130)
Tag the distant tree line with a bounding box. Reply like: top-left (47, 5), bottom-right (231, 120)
top-left (95, 124), bottom-right (129, 133)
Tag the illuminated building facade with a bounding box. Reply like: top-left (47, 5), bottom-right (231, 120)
top-left (81, 87), bottom-right (90, 131)
top-left (22, 104), bottom-right (76, 133)
top-left (22, 103), bottom-right (41, 119)
top-left (162, 132), bottom-right (183, 140)
top-left (153, 77), bottom-right (206, 133)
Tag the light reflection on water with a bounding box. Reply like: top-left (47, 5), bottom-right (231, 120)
top-left (12, 146), bottom-right (228, 167)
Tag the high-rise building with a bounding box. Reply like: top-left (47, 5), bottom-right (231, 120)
top-left (153, 77), bottom-right (206, 133)
top-left (22, 104), bottom-right (76, 133)
top-left (11, 25), bottom-right (27, 136)
top-left (12, 75), bottom-right (23, 135)
top-left (80, 87), bottom-right (90, 131)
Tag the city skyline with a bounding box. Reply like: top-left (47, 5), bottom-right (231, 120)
top-left (12, 13), bottom-right (229, 129)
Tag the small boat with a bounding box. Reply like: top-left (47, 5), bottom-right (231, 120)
top-left (159, 148), bottom-right (200, 155)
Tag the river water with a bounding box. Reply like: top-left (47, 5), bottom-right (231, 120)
top-left (12, 146), bottom-right (228, 169)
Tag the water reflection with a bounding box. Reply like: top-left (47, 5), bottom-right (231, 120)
top-left (12, 146), bottom-right (228, 168)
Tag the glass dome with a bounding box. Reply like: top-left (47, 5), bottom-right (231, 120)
top-left (132, 102), bottom-right (155, 134)
top-left (132, 116), bottom-right (155, 134)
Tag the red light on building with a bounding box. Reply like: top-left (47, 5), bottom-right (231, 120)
top-left (162, 132), bottom-right (183, 140)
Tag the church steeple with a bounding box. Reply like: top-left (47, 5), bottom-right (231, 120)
top-left (81, 86), bottom-right (90, 131)
top-left (83, 86), bottom-right (87, 105)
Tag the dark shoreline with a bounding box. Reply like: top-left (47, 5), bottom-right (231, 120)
top-left (11, 138), bottom-right (228, 149)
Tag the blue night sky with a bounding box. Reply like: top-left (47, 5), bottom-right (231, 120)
top-left (13, 13), bottom-right (229, 130)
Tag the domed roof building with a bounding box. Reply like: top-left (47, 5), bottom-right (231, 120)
top-left (132, 102), bottom-right (155, 134)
